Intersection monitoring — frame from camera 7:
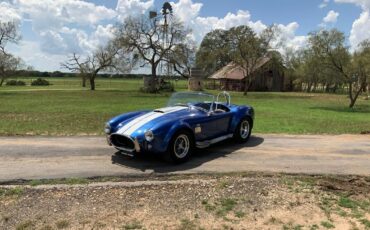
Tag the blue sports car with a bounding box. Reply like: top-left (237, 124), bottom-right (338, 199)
top-left (105, 91), bottom-right (254, 163)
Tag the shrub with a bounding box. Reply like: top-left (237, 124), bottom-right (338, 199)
top-left (160, 81), bottom-right (175, 92)
top-left (6, 80), bottom-right (26, 86)
top-left (31, 78), bottom-right (50, 86)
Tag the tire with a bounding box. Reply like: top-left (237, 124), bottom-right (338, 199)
top-left (234, 117), bottom-right (252, 143)
top-left (165, 130), bottom-right (194, 164)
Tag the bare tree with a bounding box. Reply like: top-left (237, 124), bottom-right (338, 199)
top-left (62, 43), bottom-right (130, 90)
top-left (168, 42), bottom-right (196, 78)
top-left (114, 15), bottom-right (193, 91)
top-left (61, 53), bottom-right (88, 87)
top-left (0, 21), bottom-right (20, 54)
top-left (0, 21), bottom-right (21, 86)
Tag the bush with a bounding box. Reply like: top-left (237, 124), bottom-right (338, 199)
top-left (5, 80), bottom-right (26, 86)
top-left (160, 81), bottom-right (175, 92)
top-left (31, 78), bottom-right (50, 86)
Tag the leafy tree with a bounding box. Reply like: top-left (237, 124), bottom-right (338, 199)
top-left (352, 39), bottom-right (370, 97)
top-left (196, 29), bottom-right (232, 76)
top-left (308, 29), bottom-right (363, 108)
top-left (282, 48), bottom-right (304, 91)
top-left (196, 25), bottom-right (279, 95)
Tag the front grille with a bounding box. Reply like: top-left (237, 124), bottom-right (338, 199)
top-left (110, 134), bottom-right (135, 151)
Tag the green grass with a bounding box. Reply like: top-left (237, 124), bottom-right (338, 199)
top-left (122, 220), bottom-right (143, 230)
top-left (0, 77), bottom-right (369, 135)
top-left (321, 221), bottom-right (335, 229)
top-left (56, 219), bottom-right (70, 229)
top-left (0, 187), bottom-right (24, 197)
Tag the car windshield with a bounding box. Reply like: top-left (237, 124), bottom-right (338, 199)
top-left (167, 92), bottom-right (215, 112)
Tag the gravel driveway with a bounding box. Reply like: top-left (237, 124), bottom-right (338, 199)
top-left (0, 134), bottom-right (369, 181)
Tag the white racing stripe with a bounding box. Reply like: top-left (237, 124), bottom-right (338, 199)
top-left (116, 106), bottom-right (187, 136)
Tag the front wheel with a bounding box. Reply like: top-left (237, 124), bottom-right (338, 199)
top-left (234, 117), bottom-right (252, 143)
top-left (165, 131), bottom-right (194, 163)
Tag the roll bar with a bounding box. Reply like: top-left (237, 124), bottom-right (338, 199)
top-left (216, 91), bottom-right (231, 105)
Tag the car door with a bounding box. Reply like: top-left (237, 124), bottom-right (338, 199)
top-left (194, 111), bottom-right (232, 141)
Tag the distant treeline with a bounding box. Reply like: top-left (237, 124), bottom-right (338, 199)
top-left (12, 70), bottom-right (176, 79)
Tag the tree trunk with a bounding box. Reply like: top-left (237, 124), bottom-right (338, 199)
top-left (0, 77), bottom-right (4, 87)
top-left (306, 82), bottom-right (312, 93)
top-left (348, 82), bottom-right (363, 108)
top-left (89, 77), bottom-right (95, 91)
top-left (143, 63), bottom-right (158, 93)
top-left (243, 77), bottom-right (249, 96)
top-left (82, 76), bottom-right (86, 88)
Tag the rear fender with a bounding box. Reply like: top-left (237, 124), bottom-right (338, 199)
top-left (230, 106), bottom-right (254, 132)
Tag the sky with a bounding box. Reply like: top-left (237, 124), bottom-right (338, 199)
top-left (1, 0), bottom-right (370, 72)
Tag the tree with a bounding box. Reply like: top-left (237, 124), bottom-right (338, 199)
top-left (352, 39), bottom-right (370, 97)
top-left (0, 21), bottom-right (21, 86)
top-left (195, 29), bottom-right (232, 76)
top-left (0, 53), bottom-right (21, 86)
top-left (114, 15), bottom-right (193, 91)
top-left (282, 48), bottom-right (304, 91)
top-left (308, 29), bottom-right (363, 108)
top-left (196, 25), bottom-right (279, 95)
top-left (169, 41), bottom-right (197, 78)
top-left (62, 43), bottom-right (126, 90)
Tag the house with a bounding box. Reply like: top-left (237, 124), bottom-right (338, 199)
top-left (207, 55), bottom-right (286, 92)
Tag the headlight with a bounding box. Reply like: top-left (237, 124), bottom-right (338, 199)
top-left (145, 130), bottom-right (154, 142)
top-left (104, 123), bottom-right (111, 134)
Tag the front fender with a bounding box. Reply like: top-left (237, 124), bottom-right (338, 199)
top-left (151, 121), bottom-right (193, 153)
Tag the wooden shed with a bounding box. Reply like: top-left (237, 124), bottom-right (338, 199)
top-left (208, 56), bottom-right (285, 92)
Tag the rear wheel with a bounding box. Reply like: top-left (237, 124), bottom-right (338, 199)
top-left (165, 130), bottom-right (194, 163)
top-left (234, 117), bottom-right (252, 143)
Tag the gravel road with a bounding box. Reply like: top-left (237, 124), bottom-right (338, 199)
top-left (0, 134), bottom-right (369, 181)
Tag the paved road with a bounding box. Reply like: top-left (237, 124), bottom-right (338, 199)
top-left (0, 134), bottom-right (369, 181)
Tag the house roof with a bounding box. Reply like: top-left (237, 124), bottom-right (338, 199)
top-left (209, 56), bottom-right (271, 80)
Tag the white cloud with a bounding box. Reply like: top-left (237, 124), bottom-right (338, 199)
top-left (3, 0), bottom-right (308, 71)
top-left (171, 0), bottom-right (305, 52)
top-left (348, 11), bottom-right (370, 49)
top-left (15, 0), bottom-right (117, 31)
top-left (335, 0), bottom-right (370, 49)
top-left (171, 0), bottom-right (202, 23)
top-left (8, 40), bottom-right (67, 71)
top-left (116, 0), bottom-right (154, 20)
top-left (319, 0), bottom-right (330, 8)
top-left (3, 0), bottom-right (118, 59)
top-left (0, 1), bottom-right (21, 22)
top-left (335, 0), bottom-right (370, 9)
top-left (274, 22), bottom-right (308, 51)
top-left (323, 10), bottom-right (339, 23)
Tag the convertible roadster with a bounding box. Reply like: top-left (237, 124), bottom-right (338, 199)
top-left (105, 91), bottom-right (254, 163)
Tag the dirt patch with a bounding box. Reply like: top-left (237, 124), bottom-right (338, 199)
top-left (0, 173), bottom-right (369, 229)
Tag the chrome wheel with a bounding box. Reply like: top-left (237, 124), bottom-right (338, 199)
top-left (240, 120), bottom-right (250, 139)
top-left (173, 134), bottom-right (190, 159)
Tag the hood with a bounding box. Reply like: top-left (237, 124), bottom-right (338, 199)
top-left (114, 106), bottom-right (189, 137)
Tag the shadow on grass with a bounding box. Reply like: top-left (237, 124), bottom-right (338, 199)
top-left (111, 135), bottom-right (264, 173)
top-left (310, 104), bottom-right (370, 113)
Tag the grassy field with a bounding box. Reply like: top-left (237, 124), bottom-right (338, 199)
top-left (0, 77), bottom-right (369, 135)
